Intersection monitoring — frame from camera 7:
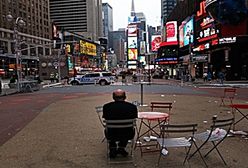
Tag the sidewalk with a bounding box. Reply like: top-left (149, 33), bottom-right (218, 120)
top-left (0, 79), bottom-right (63, 96)
top-left (151, 78), bottom-right (248, 88)
top-left (0, 80), bottom-right (17, 96)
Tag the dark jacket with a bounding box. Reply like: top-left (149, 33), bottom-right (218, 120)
top-left (103, 101), bottom-right (138, 140)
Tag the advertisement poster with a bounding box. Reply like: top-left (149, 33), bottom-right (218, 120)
top-left (183, 18), bottom-right (194, 46)
top-left (166, 21), bottom-right (178, 42)
top-left (128, 37), bottom-right (138, 48)
top-left (139, 56), bottom-right (146, 65)
top-left (79, 40), bottom-right (96, 56)
top-left (151, 35), bottom-right (162, 52)
top-left (127, 25), bottom-right (138, 37)
top-left (128, 48), bottom-right (138, 60)
top-left (179, 24), bottom-right (184, 48)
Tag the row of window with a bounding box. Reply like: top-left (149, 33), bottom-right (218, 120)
top-left (0, 39), bottom-right (50, 56)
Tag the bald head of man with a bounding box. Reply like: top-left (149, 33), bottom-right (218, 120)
top-left (112, 89), bottom-right (126, 101)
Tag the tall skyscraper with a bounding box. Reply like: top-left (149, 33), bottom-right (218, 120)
top-left (131, 0), bottom-right (136, 17)
top-left (0, 0), bottom-right (51, 77)
top-left (49, 0), bottom-right (103, 41)
top-left (161, 0), bottom-right (177, 23)
top-left (102, 3), bottom-right (113, 38)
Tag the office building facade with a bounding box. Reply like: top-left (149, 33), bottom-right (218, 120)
top-left (0, 0), bottom-right (51, 78)
top-left (49, 0), bottom-right (103, 41)
top-left (161, 0), bottom-right (178, 23)
top-left (102, 3), bottom-right (113, 39)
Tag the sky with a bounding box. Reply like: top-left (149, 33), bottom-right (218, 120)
top-left (102, 0), bottom-right (161, 30)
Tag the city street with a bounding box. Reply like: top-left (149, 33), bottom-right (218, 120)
top-left (0, 84), bottom-right (248, 167)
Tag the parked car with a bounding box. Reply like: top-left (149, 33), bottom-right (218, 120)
top-left (68, 72), bottom-right (115, 86)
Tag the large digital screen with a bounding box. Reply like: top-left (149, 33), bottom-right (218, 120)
top-left (127, 25), bottom-right (138, 37)
top-left (139, 56), bottom-right (146, 65)
top-left (79, 40), bottom-right (96, 56)
top-left (179, 24), bottom-right (184, 48)
top-left (166, 21), bottom-right (178, 42)
top-left (128, 37), bottom-right (138, 48)
top-left (151, 35), bottom-right (162, 52)
top-left (128, 48), bottom-right (138, 60)
top-left (183, 17), bottom-right (194, 46)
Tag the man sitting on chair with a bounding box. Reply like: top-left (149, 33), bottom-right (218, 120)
top-left (103, 89), bottom-right (138, 158)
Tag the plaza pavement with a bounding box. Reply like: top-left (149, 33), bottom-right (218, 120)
top-left (0, 90), bottom-right (247, 167)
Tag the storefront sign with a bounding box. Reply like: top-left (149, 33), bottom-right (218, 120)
top-left (193, 43), bottom-right (210, 52)
top-left (151, 35), bottom-right (162, 52)
top-left (200, 16), bottom-right (214, 28)
top-left (192, 55), bottom-right (208, 62)
top-left (219, 37), bottom-right (237, 44)
top-left (155, 57), bottom-right (178, 65)
top-left (79, 40), bottom-right (96, 56)
top-left (197, 27), bottom-right (219, 42)
top-left (9, 64), bottom-right (15, 69)
top-left (195, 0), bottom-right (220, 44)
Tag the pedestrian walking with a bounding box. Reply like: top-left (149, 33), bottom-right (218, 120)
top-left (218, 71), bottom-right (225, 84)
top-left (50, 73), bottom-right (55, 83)
top-left (203, 72), bottom-right (208, 82)
top-left (121, 73), bottom-right (126, 85)
top-left (207, 72), bottom-right (212, 82)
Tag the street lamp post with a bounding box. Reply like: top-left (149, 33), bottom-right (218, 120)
top-left (186, 30), bottom-right (193, 82)
top-left (147, 53), bottom-right (151, 84)
top-left (7, 14), bottom-right (25, 92)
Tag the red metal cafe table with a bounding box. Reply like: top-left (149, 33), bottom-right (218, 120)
top-left (229, 104), bottom-right (248, 130)
top-left (135, 112), bottom-right (169, 154)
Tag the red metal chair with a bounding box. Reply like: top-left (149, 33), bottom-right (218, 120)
top-left (220, 88), bottom-right (236, 106)
top-left (150, 101), bottom-right (172, 122)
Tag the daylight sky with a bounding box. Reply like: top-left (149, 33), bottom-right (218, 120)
top-left (102, 0), bottom-right (161, 30)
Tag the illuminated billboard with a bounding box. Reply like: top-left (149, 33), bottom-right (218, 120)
top-left (183, 17), bottom-right (194, 46)
top-left (139, 56), bottom-right (146, 65)
top-left (179, 24), bottom-right (185, 48)
top-left (127, 24), bottom-right (138, 69)
top-left (127, 25), bottom-right (138, 37)
top-left (166, 21), bottom-right (178, 42)
top-left (151, 35), bottom-right (162, 52)
top-left (128, 48), bottom-right (138, 60)
top-left (128, 37), bottom-right (138, 48)
top-left (79, 40), bottom-right (96, 56)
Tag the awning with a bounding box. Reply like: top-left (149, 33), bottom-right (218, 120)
top-left (159, 41), bottom-right (178, 47)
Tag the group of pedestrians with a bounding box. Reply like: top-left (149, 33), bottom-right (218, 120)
top-left (203, 71), bottom-right (225, 84)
